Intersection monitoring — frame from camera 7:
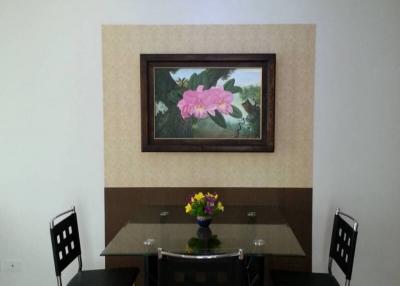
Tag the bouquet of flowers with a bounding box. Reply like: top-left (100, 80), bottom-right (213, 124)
top-left (185, 192), bottom-right (224, 218)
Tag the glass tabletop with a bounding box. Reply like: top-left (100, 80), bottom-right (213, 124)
top-left (101, 205), bottom-right (305, 257)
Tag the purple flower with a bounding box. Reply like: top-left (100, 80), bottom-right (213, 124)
top-left (205, 205), bottom-right (212, 215)
top-left (206, 196), bottom-right (215, 203)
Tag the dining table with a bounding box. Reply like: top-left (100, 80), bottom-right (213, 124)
top-left (101, 205), bottom-right (305, 286)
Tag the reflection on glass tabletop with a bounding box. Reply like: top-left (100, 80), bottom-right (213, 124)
top-left (102, 205), bottom-right (305, 257)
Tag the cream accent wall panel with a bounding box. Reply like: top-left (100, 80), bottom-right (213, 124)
top-left (103, 25), bottom-right (315, 188)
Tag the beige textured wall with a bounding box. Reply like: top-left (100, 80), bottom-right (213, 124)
top-left (103, 25), bottom-right (315, 188)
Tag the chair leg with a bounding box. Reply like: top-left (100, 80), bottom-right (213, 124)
top-left (56, 276), bottom-right (62, 286)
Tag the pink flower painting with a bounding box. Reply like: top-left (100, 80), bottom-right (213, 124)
top-left (151, 65), bottom-right (265, 141)
top-left (177, 85), bottom-right (234, 120)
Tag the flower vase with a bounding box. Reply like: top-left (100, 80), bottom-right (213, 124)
top-left (196, 216), bottom-right (212, 228)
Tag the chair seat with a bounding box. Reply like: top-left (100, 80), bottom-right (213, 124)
top-left (271, 270), bottom-right (340, 286)
top-left (67, 267), bottom-right (139, 286)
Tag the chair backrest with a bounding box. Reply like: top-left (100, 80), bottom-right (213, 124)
top-left (328, 208), bottom-right (358, 283)
top-left (49, 207), bottom-right (82, 282)
top-left (157, 248), bottom-right (245, 286)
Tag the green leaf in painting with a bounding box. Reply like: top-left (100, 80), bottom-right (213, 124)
top-left (200, 68), bottom-right (234, 89)
top-left (208, 110), bottom-right (227, 129)
top-left (240, 85), bottom-right (261, 105)
top-left (155, 69), bottom-right (179, 104)
top-left (230, 86), bottom-right (243, 94)
top-left (167, 89), bottom-right (182, 105)
top-left (223, 78), bottom-right (235, 90)
top-left (188, 73), bottom-right (199, 90)
top-left (185, 69), bottom-right (235, 91)
top-left (230, 105), bottom-right (243, 118)
top-left (223, 78), bottom-right (242, 93)
top-left (155, 105), bottom-right (193, 138)
top-left (198, 72), bottom-right (209, 89)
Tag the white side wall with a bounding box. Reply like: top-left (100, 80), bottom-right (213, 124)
top-left (1, 1), bottom-right (399, 285)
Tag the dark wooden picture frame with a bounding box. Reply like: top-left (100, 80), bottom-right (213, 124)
top-left (140, 54), bottom-right (275, 152)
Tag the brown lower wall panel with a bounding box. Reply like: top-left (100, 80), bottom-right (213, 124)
top-left (105, 187), bottom-right (312, 284)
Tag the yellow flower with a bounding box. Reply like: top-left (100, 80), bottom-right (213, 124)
top-left (194, 192), bottom-right (205, 201)
top-left (185, 203), bottom-right (192, 213)
top-left (207, 192), bottom-right (218, 199)
top-left (217, 202), bottom-right (224, 212)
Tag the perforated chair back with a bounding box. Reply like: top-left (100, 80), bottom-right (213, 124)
top-left (157, 248), bottom-right (245, 286)
top-left (50, 207), bottom-right (82, 284)
top-left (328, 208), bottom-right (358, 283)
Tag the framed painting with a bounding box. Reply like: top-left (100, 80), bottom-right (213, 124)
top-left (140, 54), bottom-right (275, 152)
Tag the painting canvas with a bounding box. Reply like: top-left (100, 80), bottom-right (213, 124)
top-left (155, 67), bottom-right (262, 139)
top-left (141, 54), bottom-right (275, 152)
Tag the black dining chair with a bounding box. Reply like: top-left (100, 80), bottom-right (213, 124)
top-left (49, 206), bottom-right (139, 286)
top-left (157, 248), bottom-right (245, 286)
top-left (271, 208), bottom-right (359, 286)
